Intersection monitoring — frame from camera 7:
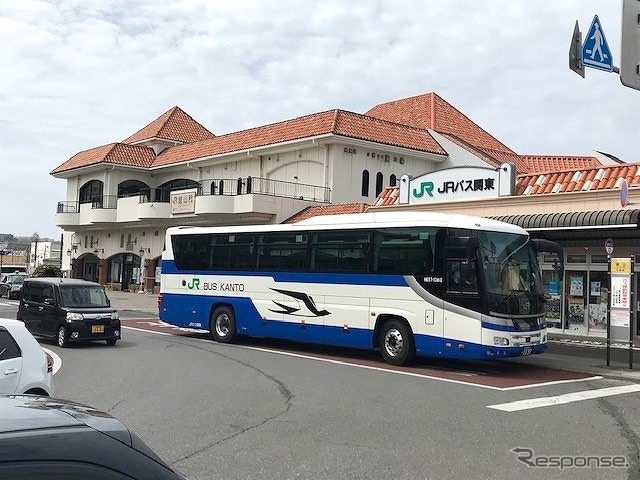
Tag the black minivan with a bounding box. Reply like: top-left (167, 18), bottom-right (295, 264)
top-left (17, 278), bottom-right (120, 348)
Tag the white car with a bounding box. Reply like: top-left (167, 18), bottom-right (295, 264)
top-left (0, 318), bottom-right (54, 396)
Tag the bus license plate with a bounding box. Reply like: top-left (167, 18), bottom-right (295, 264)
top-left (92, 325), bottom-right (105, 334)
top-left (522, 347), bottom-right (533, 356)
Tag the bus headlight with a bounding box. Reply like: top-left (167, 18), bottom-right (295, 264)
top-left (494, 336), bottom-right (510, 346)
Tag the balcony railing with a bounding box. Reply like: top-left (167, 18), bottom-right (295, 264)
top-left (57, 201), bottom-right (79, 213)
top-left (56, 177), bottom-right (329, 214)
top-left (201, 177), bottom-right (330, 202)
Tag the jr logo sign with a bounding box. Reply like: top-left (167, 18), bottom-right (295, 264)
top-left (412, 182), bottom-right (434, 198)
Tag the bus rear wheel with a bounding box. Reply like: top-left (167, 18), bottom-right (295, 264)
top-left (210, 306), bottom-right (237, 343)
top-left (379, 319), bottom-right (415, 366)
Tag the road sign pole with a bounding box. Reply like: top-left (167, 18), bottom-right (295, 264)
top-left (607, 254), bottom-right (611, 366)
top-left (621, 0), bottom-right (640, 90)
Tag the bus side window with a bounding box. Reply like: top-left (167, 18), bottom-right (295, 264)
top-left (446, 259), bottom-right (478, 294)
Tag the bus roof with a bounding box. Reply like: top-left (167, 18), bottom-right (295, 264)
top-left (166, 211), bottom-right (527, 237)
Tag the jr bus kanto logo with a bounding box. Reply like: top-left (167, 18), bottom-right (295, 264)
top-left (412, 181), bottom-right (434, 198)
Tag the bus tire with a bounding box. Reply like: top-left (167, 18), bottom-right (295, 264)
top-left (210, 306), bottom-right (237, 343)
top-left (379, 319), bottom-right (415, 366)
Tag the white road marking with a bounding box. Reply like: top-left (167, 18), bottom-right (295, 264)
top-left (122, 325), bottom-right (603, 391)
top-left (488, 384), bottom-right (640, 412)
top-left (43, 347), bottom-right (62, 375)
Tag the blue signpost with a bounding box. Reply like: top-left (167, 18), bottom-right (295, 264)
top-left (582, 15), bottom-right (613, 72)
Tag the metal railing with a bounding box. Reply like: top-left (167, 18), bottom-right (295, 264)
top-left (56, 177), bottom-right (330, 212)
top-left (202, 177), bottom-right (330, 202)
top-left (57, 201), bottom-right (79, 213)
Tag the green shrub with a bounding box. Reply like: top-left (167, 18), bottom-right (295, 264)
top-left (32, 265), bottom-right (63, 277)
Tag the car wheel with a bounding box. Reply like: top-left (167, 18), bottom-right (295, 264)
top-left (106, 338), bottom-right (117, 346)
top-left (57, 326), bottom-right (69, 348)
top-left (379, 319), bottom-right (416, 366)
top-left (210, 306), bottom-right (237, 343)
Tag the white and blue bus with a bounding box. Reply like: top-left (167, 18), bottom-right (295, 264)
top-left (158, 211), bottom-right (562, 365)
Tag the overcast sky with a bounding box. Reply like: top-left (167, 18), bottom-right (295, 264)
top-left (1, 0), bottom-right (637, 238)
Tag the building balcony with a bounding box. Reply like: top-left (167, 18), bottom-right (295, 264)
top-left (55, 177), bottom-right (329, 227)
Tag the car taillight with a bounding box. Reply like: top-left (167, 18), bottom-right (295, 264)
top-left (46, 352), bottom-right (53, 374)
top-left (157, 294), bottom-right (163, 310)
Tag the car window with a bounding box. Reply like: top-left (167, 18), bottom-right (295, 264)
top-left (24, 284), bottom-right (45, 303)
top-left (60, 286), bottom-right (110, 308)
top-left (0, 329), bottom-right (21, 360)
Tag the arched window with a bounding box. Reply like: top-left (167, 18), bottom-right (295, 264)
top-left (237, 178), bottom-right (243, 195)
top-left (117, 180), bottom-right (150, 198)
top-left (218, 180), bottom-right (224, 195)
top-left (390, 174), bottom-right (397, 187)
top-left (120, 234), bottom-right (125, 248)
top-left (361, 170), bottom-right (370, 197)
top-left (210, 182), bottom-right (216, 195)
top-left (375, 172), bottom-right (384, 197)
top-left (155, 179), bottom-right (201, 202)
top-left (79, 180), bottom-right (103, 204)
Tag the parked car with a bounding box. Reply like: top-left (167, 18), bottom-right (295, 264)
top-left (0, 318), bottom-right (53, 396)
top-left (0, 273), bottom-right (29, 299)
top-left (0, 395), bottom-right (187, 479)
top-left (17, 278), bottom-right (120, 348)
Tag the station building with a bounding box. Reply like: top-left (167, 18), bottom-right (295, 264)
top-left (51, 92), bottom-right (638, 338)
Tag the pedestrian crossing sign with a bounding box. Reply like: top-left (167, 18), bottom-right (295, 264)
top-left (582, 15), bottom-right (613, 72)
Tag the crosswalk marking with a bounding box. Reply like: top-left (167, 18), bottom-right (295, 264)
top-left (488, 384), bottom-right (640, 412)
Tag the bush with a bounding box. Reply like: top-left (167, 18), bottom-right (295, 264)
top-left (32, 265), bottom-right (63, 278)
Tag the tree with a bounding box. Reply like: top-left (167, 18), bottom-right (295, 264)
top-left (32, 264), bottom-right (62, 278)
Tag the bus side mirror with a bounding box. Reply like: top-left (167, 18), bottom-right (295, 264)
top-left (531, 239), bottom-right (564, 280)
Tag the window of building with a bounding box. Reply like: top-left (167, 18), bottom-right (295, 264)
top-left (79, 180), bottom-right (103, 206)
top-left (155, 179), bottom-right (200, 202)
top-left (361, 170), bottom-right (369, 197)
top-left (390, 174), bottom-right (397, 186)
top-left (375, 172), bottom-right (384, 197)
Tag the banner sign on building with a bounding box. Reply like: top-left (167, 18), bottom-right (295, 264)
top-left (610, 257), bottom-right (632, 331)
top-left (398, 163), bottom-right (516, 205)
top-left (170, 188), bottom-right (198, 214)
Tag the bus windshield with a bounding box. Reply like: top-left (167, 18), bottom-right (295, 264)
top-left (478, 231), bottom-right (543, 315)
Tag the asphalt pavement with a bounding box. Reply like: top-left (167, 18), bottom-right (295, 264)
top-left (107, 290), bottom-right (640, 383)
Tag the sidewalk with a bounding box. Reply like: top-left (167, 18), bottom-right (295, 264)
top-left (108, 290), bottom-right (158, 315)
top-left (107, 290), bottom-right (640, 382)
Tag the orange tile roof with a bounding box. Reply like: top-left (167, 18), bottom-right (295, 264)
top-left (373, 186), bottom-right (401, 207)
top-left (123, 106), bottom-right (215, 144)
top-left (520, 155), bottom-right (602, 172)
top-left (51, 143), bottom-right (155, 175)
top-left (366, 93), bottom-right (515, 156)
top-left (153, 110), bottom-right (446, 167)
top-left (516, 163), bottom-right (640, 195)
top-left (282, 203), bottom-right (369, 223)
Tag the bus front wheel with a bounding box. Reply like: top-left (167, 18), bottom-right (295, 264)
top-left (210, 306), bottom-right (237, 343)
top-left (379, 319), bottom-right (415, 366)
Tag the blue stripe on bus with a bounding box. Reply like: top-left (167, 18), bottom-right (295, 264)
top-left (481, 322), bottom-right (545, 333)
top-left (159, 292), bottom-right (545, 360)
top-left (160, 260), bottom-right (409, 286)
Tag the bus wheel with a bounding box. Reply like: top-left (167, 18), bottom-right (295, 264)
top-left (210, 306), bottom-right (237, 343)
top-left (379, 319), bottom-right (415, 366)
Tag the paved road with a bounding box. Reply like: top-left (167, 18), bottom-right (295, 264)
top-left (3, 294), bottom-right (640, 479)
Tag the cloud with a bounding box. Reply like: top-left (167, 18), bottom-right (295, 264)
top-left (0, 0), bottom-right (636, 238)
